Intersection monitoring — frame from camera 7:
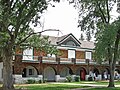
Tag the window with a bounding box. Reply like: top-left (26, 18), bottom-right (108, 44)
top-left (86, 52), bottom-right (92, 60)
top-left (23, 48), bottom-right (33, 60)
top-left (68, 50), bottom-right (75, 59)
top-left (66, 41), bottom-right (76, 46)
top-left (29, 69), bottom-right (34, 75)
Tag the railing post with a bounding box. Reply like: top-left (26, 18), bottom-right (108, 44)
top-left (38, 56), bottom-right (42, 63)
top-left (72, 58), bottom-right (76, 64)
top-left (86, 59), bottom-right (90, 74)
top-left (56, 57), bottom-right (60, 64)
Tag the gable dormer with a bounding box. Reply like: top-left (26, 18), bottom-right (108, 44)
top-left (57, 33), bottom-right (81, 47)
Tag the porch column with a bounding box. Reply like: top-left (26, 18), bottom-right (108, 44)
top-left (85, 75), bottom-right (89, 80)
top-left (56, 57), bottom-right (60, 64)
top-left (38, 75), bottom-right (43, 80)
top-left (72, 75), bottom-right (76, 81)
top-left (97, 75), bottom-right (102, 80)
top-left (55, 75), bottom-right (60, 82)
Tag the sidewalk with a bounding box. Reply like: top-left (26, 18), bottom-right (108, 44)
top-left (52, 82), bottom-right (107, 87)
top-left (51, 82), bottom-right (120, 90)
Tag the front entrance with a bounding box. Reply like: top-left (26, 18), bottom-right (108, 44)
top-left (80, 70), bottom-right (85, 80)
top-left (76, 67), bottom-right (86, 81)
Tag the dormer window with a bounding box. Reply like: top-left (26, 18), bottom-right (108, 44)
top-left (66, 41), bottom-right (76, 46)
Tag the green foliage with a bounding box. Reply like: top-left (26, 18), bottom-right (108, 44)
top-left (0, 0), bottom-right (60, 54)
top-left (72, 0), bottom-right (120, 64)
top-left (79, 33), bottom-right (84, 41)
top-left (43, 78), bottom-right (47, 83)
top-left (0, 0), bottom-right (56, 48)
top-left (94, 18), bottom-right (120, 63)
top-left (0, 0), bottom-right (59, 89)
top-left (24, 35), bottom-right (60, 56)
top-left (38, 79), bottom-right (43, 83)
top-left (88, 76), bottom-right (93, 81)
top-left (26, 79), bottom-right (36, 84)
top-left (26, 79), bottom-right (44, 84)
top-left (74, 76), bottom-right (80, 82)
top-left (66, 75), bottom-right (72, 82)
top-left (72, 0), bottom-right (116, 40)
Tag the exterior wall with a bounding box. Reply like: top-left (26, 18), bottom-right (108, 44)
top-left (13, 56), bottom-right (120, 83)
top-left (76, 51), bottom-right (85, 59)
top-left (14, 48), bottom-right (120, 83)
top-left (59, 49), bottom-right (68, 58)
top-left (0, 62), bottom-right (3, 82)
top-left (34, 49), bottom-right (46, 57)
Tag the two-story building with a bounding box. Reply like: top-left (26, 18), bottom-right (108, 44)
top-left (0, 33), bottom-right (120, 83)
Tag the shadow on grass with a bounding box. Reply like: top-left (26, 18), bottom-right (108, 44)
top-left (87, 87), bottom-right (120, 90)
top-left (26, 85), bottom-right (90, 90)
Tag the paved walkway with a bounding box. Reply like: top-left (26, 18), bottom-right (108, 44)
top-left (15, 82), bottom-right (120, 90)
top-left (52, 82), bottom-right (107, 87)
top-left (51, 82), bottom-right (120, 90)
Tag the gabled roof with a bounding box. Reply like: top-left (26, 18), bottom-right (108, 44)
top-left (43, 33), bottom-right (95, 49)
top-left (79, 40), bottom-right (95, 49)
top-left (56, 33), bottom-right (81, 46)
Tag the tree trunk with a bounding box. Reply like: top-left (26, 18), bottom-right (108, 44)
top-left (108, 29), bottom-right (120, 87)
top-left (2, 47), bottom-right (14, 90)
top-left (108, 62), bottom-right (115, 87)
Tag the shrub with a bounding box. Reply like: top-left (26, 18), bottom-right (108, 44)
top-left (43, 78), bottom-right (47, 83)
top-left (74, 76), bottom-right (80, 82)
top-left (88, 76), bottom-right (93, 81)
top-left (26, 79), bottom-right (35, 84)
top-left (66, 75), bottom-right (72, 82)
top-left (38, 79), bottom-right (43, 83)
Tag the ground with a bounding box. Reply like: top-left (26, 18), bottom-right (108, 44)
top-left (1, 81), bottom-right (120, 90)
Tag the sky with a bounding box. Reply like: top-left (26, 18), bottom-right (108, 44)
top-left (32, 0), bottom-right (119, 40)
top-left (33, 0), bottom-right (81, 39)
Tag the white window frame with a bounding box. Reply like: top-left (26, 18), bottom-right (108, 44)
top-left (85, 51), bottom-right (92, 60)
top-left (68, 49), bottom-right (75, 59)
top-left (23, 48), bottom-right (33, 60)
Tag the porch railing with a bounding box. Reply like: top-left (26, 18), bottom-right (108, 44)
top-left (17, 55), bottom-right (97, 64)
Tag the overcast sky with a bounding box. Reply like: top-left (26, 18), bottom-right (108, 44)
top-left (32, 0), bottom-right (119, 40)
top-left (33, 0), bottom-right (81, 39)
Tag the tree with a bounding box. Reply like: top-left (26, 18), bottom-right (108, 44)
top-left (79, 33), bottom-right (84, 41)
top-left (95, 19), bottom-right (120, 87)
top-left (86, 32), bottom-right (91, 41)
top-left (0, 0), bottom-right (59, 90)
top-left (71, 0), bottom-right (120, 87)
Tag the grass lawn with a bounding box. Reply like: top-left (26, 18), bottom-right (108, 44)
top-left (17, 84), bottom-right (89, 90)
top-left (74, 80), bottom-right (120, 85)
top-left (14, 80), bottom-right (120, 90)
top-left (0, 81), bottom-right (119, 90)
top-left (88, 87), bottom-right (120, 90)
